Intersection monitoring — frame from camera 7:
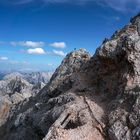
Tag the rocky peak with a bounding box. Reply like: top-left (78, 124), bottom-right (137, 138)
top-left (130, 12), bottom-right (140, 23)
top-left (95, 14), bottom-right (140, 91)
top-left (40, 48), bottom-right (90, 96)
top-left (51, 48), bottom-right (90, 80)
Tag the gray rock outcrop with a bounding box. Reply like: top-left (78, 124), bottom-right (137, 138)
top-left (0, 71), bottom-right (53, 128)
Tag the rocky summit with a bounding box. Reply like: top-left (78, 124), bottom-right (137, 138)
top-left (0, 14), bottom-right (140, 140)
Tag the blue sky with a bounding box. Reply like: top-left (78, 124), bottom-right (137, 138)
top-left (0, 0), bottom-right (139, 72)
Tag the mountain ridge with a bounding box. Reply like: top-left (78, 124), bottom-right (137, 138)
top-left (0, 14), bottom-right (140, 140)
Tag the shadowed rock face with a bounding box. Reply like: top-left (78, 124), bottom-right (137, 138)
top-left (0, 14), bottom-right (140, 140)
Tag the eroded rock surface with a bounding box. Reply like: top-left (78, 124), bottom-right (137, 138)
top-left (0, 72), bottom-right (53, 129)
top-left (0, 14), bottom-right (140, 140)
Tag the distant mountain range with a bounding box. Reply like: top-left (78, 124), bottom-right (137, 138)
top-left (0, 71), bottom-right (53, 80)
top-left (0, 71), bottom-right (53, 105)
top-left (3, 71), bottom-right (53, 85)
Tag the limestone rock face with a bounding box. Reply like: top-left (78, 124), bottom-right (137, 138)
top-left (0, 72), bottom-right (53, 130)
top-left (40, 48), bottom-right (91, 97)
top-left (1, 14), bottom-right (140, 140)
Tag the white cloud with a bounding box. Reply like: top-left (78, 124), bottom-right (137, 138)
top-left (52, 50), bottom-right (66, 57)
top-left (11, 41), bottom-right (45, 48)
top-left (0, 57), bottom-right (8, 60)
top-left (27, 48), bottom-right (46, 54)
top-left (49, 42), bottom-right (66, 49)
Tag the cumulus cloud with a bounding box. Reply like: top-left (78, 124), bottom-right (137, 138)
top-left (0, 57), bottom-right (8, 60)
top-left (11, 41), bottom-right (45, 48)
top-left (49, 42), bottom-right (66, 49)
top-left (52, 50), bottom-right (66, 57)
top-left (27, 48), bottom-right (46, 54)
